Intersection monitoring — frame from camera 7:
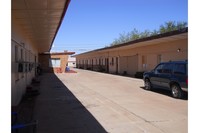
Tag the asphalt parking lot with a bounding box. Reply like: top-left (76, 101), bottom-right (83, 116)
top-left (34, 68), bottom-right (187, 133)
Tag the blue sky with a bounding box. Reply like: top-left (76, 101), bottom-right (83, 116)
top-left (51, 0), bottom-right (188, 54)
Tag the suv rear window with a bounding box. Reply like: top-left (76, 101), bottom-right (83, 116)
top-left (173, 64), bottom-right (186, 75)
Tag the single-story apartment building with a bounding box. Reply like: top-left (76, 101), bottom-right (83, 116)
top-left (75, 28), bottom-right (188, 76)
top-left (39, 51), bottom-right (75, 73)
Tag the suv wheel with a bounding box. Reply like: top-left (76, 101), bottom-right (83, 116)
top-left (145, 79), bottom-right (152, 90)
top-left (171, 84), bottom-right (184, 99)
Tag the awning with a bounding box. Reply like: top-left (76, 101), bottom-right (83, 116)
top-left (12, 0), bottom-right (71, 53)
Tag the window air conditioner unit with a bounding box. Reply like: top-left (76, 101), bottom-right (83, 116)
top-left (18, 62), bottom-right (23, 73)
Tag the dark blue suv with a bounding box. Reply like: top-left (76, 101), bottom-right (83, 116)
top-left (143, 61), bottom-right (188, 99)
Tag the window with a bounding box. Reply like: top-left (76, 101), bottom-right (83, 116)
top-left (155, 64), bottom-right (164, 74)
top-left (49, 58), bottom-right (60, 67)
top-left (15, 45), bottom-right (18, 62)
top-left (111, 57), bottom-right (114, 65)
top-left (142, 55), bottom-right (147, 69)
top-left (20, 48), bottom-right (25, 77)
top-left (157, 55), bottom-right (162, 64)
top-left (14, 45), bottom-right (20, 81)
top-left (21, 49), bottom-right (24, 61)
top-left (162, 64), bottom-right (172, 74)
top-left (173, 64), bottom-right (186, 75)
top-left (142, 55), bottom-right (146, 64)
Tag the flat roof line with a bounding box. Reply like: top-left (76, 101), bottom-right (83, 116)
top-left (75, 27), bottom-right (188, 56)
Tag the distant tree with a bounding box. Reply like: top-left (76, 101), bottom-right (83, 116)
top-left (118, 33), bottom-right (128, 43)
top-left (151, 29), bottom-right (159, 36)
top-left (111, 39), bottom-right (120, 46)
top-left (159, 24), bottom-right (167, 33)
top-left (130, 28), bottom-right (140, 40)
top-left (111, 32), bottom-right (132, 46)
top-left (159, 21), bottom-right (176, 33)
top-left (108, 21), bottom-right (187, 47)
top-left (159, 21), bottom-right (187, 33)
top-left (140, 30), bottom-right (151, 38)
top-left (177, 21), bottom-right (187, 30)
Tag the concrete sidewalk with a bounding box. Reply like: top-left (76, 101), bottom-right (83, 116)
top-left (33, 73), bottom-right (107, 133)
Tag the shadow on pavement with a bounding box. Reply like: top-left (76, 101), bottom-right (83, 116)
top-left (140, 86), bottom-right (188, 100)
top-left (33, 73), bottom-right (107, 133)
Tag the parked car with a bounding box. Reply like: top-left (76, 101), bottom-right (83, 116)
top-left (143, 61), bottom-right (188, 99)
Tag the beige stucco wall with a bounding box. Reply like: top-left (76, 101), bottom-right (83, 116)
top-left (12, 19), bottom-right (39, 106)
top-left (76, 37), bottom-right (188, 76)
top-left (136, 39), bottom-right (187, 71)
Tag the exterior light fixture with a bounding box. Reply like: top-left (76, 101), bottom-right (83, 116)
top-left (177, 48), bottom-right (181, 52)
